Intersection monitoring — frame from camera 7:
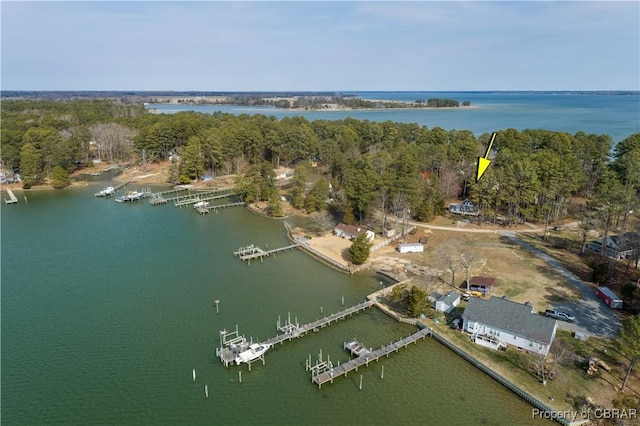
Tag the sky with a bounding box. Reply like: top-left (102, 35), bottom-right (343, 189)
top-left (1, 1), bottom-right (639, 91)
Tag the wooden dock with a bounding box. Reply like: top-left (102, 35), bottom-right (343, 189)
top-left (209, 202), bottom-right (245, 212)
top-left (168, 188), bottom-right (235, 206)
top-left (4, 189), bottom-right (18, 204)
top-left (233, 243), bottom-right (300, 263)
top-left (217, 301), bottom-right (374, 369)
top-left (263, 301), bottom-right (374, 347)
top-left (113, 180), bottom-right (131, 191)
top-left (310, 327), bottom-right (431, 388)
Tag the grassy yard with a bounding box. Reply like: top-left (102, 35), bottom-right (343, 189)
top-left (420, 314), bottom-right (640, 419)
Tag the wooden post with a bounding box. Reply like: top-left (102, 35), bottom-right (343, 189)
top-left (204, 385), bottom-right (208, 398)
top-left (239, 371), bottom-right (242, 383)
top-left (359, 375), bottom-right (363, 390)
top-left (341, 296), bottom-right (345, 306)
top-left (381, 365), bottom-right (384, 379)
top-left (214, 300), bottom-right (220, 314)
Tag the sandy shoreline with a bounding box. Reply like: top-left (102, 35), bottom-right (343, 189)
top-left (148, 103), bottom-right (478, 113)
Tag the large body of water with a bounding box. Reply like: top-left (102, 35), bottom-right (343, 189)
top-left (148, 91), bottom-right (640, 145)
top-left (1, 187), bottom-right (551, 425)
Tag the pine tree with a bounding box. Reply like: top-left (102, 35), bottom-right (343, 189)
top-left (349, 234), bottom-right (372, 265)
top-left (50, 165), bottom-right (71, 189)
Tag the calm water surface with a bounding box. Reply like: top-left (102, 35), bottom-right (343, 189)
top-left (1, 187), bottom-right (552, 424)
top-left (147, 91), bottom-right (640, 144)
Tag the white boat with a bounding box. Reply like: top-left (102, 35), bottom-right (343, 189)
top-left (234, 343), bottom-right (271, 365)
top-left (194, 200), bottom-right (209, 209)
top-left (115, 190), bottom-right (145, 203)
top-left (95, 186), bottom-right (115, 197)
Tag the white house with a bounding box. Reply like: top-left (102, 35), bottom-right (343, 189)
top-left (586, 232), bottom-right (640, 261)
top-left (334, 224), bottom-right (375, 242)
top-left (430, 291), bottom-right (461, 313)
top-left (398, 243), bottom-right (424, 253)
top-left (448, 199), bottom-right (479, 216)
top-left (462, 297), bottom-right (557, 356)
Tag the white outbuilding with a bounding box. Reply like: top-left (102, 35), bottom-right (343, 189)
top-left (398, 243), bottom-right (424, 253)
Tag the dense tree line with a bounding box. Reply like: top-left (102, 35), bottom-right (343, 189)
top-left (1, 100), bottom-right (638, 244)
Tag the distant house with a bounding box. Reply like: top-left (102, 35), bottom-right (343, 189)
top-left (462, 297), bottom-right (557, 356)
top-left (429, 290), bottom-right (461, 313)
top-left (467, 276), bottom-right (496, 294)
top-left (334, 224), bottom-right (375, 242)
top-left (448, 199), bottom-right (479, 216)
top-left (586, 232), bottom-right (640, 261)
top-left (398, 243), bottom-right (424, 254)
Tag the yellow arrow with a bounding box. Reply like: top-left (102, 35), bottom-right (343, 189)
top-left (476, 132), bottom-right (496, 181)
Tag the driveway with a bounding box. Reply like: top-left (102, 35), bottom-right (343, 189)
top-left (502, 232), bottom-right (622, 339)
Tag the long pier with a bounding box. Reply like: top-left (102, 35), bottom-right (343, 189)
top-left (310, 326), bottom-right (431, 388)
top-left (263, 301), bottom-right (374, 347)
top-left (217, 301), bottom-right (374, 368)
top-left (113, 180), bottom-right (131, 191)
top-left (162, 188), bottom-right (235, 206)
top-left (233, 243), bottom-right (300, 263)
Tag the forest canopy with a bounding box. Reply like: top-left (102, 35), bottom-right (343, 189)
top-left (1, 98), bottom-right (638, 230)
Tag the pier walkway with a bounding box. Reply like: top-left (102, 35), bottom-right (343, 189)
top-left (310, 326), bottom-right (431, 388)
top-left (263, 301), bottom-right (374, 347)
top-left (233, 243), bottom-right (301, 263)
top-left (217, 301), bottom-right (374, 368)
top-left (175, 192), bottom-right (235, 207)
top-left (4, 189), bottom-right (18, 204)
top-left (113, 181), bottom-right (131, 191)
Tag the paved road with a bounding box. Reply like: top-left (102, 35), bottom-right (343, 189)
top-left (502, 232), bottom-right (622, 339)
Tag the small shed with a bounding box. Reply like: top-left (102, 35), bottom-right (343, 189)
top-left (398, 243), bottom-right (424, 253)
top-left (468, 276), bottom-right (496, 294)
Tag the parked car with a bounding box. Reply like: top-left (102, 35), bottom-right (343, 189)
top-left (544, 309), bottom-right (575, 323)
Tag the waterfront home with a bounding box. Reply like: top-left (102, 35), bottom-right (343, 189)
top-left (462, 297), bottom-right (557, 356)
top-left (586, 232), bottom-right (640, 261)
top-left (334, 224), bottom-right (375, 242)
top-left (448, 199), bottom-right (479, 216)
top-left (429, 290), bottom-right (461, 313)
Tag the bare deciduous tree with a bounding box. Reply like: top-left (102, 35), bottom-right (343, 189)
top-left (90, 123), bottom-right (136, 164)
top-left (439, 243), bottom-right (462, 288)
top-left (577, 208), bottom-right (599, 255)
top-left (311, 211), bottom-right (335, 234)
top-left (457, 247), bottom-right (483, 291)
top-left (438, 166), bottom-right (462, 200)
top-left (391, 192), bottom-right (409, 237)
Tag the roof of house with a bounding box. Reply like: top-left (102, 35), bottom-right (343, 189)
top-left (335, 223), bottom-right (366, 236)
top-left (439, 290), bottom-right (460, 306)
top-left (469, 276), bottom-right (496, 287)
top-left (463, 297), bottom-right (556, 345)
top-left (610, 232), bottom-right (640, 251)
top-left (590, 232), bottom-right (640, 251)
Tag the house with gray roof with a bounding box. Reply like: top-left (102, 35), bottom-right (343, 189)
top-left (429, 290), bottom-right (461, 313)
top-left (462, 296), bottom-right (557, 356)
